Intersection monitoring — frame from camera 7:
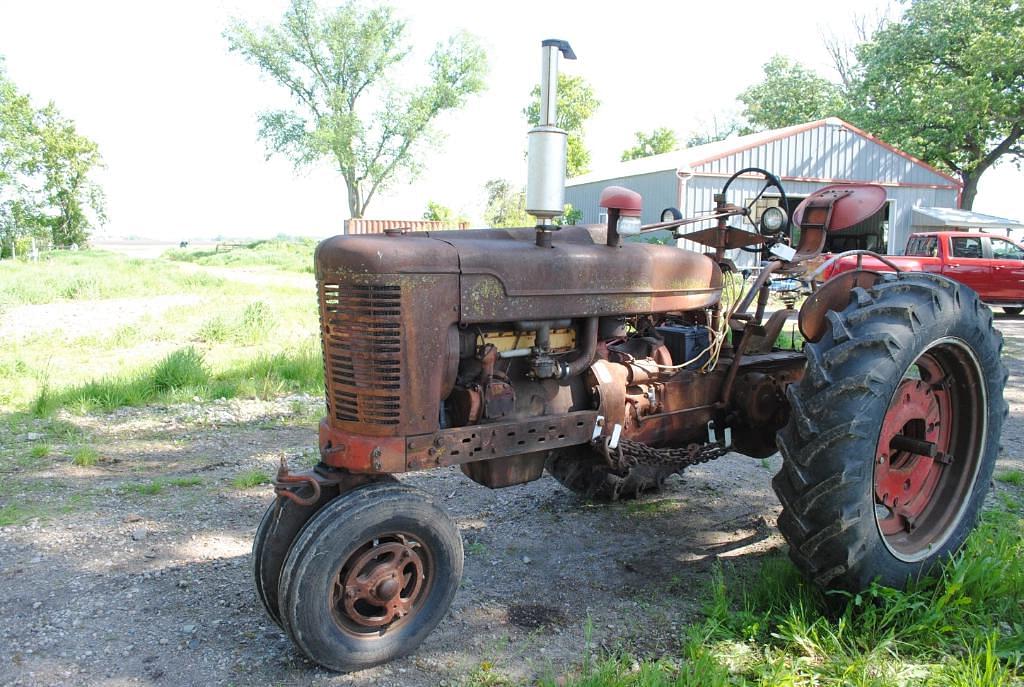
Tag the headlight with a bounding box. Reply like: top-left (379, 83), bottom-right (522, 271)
top-left (760, 206), bottom-right (787, 235)
top-left (617, 215), bottom-right (642, 235)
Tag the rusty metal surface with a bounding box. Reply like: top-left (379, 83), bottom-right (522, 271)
top-left (678, 225), bottom-right (765, 250)
top-left (460, 452), bottom-right (548, 488)
top-left (335, 533), bottom-right (429, 632)
top-left (799, 270), bottom-right (883, 342)
top-left (744, 308), bottom-right (798, 355)
top-left (405, 410), bottom-right (599, 471)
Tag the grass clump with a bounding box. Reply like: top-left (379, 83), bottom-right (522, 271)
top-left (70, 446), bottom-right (100, 467)
top-left (551, 505), bottom-right (1024, 685)
top-left (125, 480), bottom-right (164, 495)
top-left (232, 469), bottom-right (271, 489)
top-left (124, 476), bottom-right (203, 495)
top-left (33, 342), bottom-right (322, 416)
top-left (997, 469), bottom-right (1024, 486)
top-left (198, 301), bottom-right (275, 344)
top-left (29, 443), bottom-right (51, 459)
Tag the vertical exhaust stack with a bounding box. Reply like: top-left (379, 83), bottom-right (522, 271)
top-left (526, 39), bottom-right (575, 248)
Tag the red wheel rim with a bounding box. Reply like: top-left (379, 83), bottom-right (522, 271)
top-left (873, 339), bottom-right (987, 562)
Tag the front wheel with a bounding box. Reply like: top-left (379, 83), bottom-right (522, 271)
top-left (774, 272), bottom-right (1007, 590)
top-left (277, 482), bottom-right (463, 673)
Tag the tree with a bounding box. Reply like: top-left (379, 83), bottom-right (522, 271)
top-left (684, 114), bottom-right (745, 147)
top-left (423, 200), bottom-right (454, 223)
top-left (621, 127), bottom-right (677, 161)
top-left (226, 0), bottom-right (487, 219)
top-left (524, 74), bottom-right (599, 177)
top-left (35, 105), bottom-right (105, 247)
top-left (0, 60), bottom-right (104, 254)
top-left (483, 179), bottom-right (529, 228)
top-left (849, 0), bottom-right (1024, 209)
top-left (738, 55), bottom-right (846, 131)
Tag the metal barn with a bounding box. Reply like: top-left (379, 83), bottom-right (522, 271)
top-left (565, 118), bottom-right (961, 260)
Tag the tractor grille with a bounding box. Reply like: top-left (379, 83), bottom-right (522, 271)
top-left (320, 282), bottom-right (403, 426)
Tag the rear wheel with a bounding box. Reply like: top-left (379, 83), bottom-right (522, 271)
top-left (278, 482), bottom-right (463, 672)
top-left (546, 445), bottom-right (678, 501)
top-left (774, 272), bottom-right (1006, 590)
top-left (1002, 306), bottom-right (1022, 315)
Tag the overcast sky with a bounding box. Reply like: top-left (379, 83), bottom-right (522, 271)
top-left (0, 0), bottom-right (1020, 239)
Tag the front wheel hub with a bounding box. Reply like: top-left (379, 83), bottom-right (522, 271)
top-left (334, 534), bottom-right (429, 632)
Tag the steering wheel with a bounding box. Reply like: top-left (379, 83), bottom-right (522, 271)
top-left (720, 167), bottom-right (791, 253)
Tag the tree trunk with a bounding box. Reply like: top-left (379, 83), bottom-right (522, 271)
top-left (959, 172), bottom-right (979, 210)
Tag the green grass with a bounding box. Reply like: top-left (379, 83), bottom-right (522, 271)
top-left (32, 343), bottom-right (322, 416)
top-left (549, 504), bottom-right (1024, 686)
top-left (123, 476), bottom-right (203, 495)
top-left (70, 446), bottom-right (99, 467)
top-left (0, 249), bottom-right (227, 307)
top-left (198, 301), bottom-right (276, 344)
top-left (164, 238), bottom-right (316, 273)
top-left (232, 469), bottom-right (271, 489)
top-left (996, 469), bottom-right (1024, 486)
top-left (29, 443), bottom-right (51, 459)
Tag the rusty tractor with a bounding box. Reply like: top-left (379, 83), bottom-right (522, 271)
top-left (253, 41), bottom-right (1007, 672)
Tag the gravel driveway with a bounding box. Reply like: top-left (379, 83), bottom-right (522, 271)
top-left (1, 316), bottom-right (1022, 687)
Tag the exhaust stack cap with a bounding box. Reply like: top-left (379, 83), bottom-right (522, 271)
top-left (526, 39), bottom-right (575, 227)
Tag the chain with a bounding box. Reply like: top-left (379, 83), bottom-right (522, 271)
top-left (612, 438), bottom-right (730, 471)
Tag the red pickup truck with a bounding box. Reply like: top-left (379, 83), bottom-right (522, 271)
top-left (824, 231), bottom-right (1024, 314)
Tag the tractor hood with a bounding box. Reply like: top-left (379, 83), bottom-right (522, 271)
top-left (315, 225), bottom-right (722, 323)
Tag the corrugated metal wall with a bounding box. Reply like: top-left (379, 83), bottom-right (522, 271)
top-left (565, 170), bottom-right (678, 225)
top-left (565, 122), bottom-right (960, 263)
top-left (696, 122), bottom-right (954, 188)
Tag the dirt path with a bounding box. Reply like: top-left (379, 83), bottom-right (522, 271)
top-left (2, 319), bottom-right (1023, 687)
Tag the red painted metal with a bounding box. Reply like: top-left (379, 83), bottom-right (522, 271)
top-left (874, 373), bottom-right (951, 535)
top-left (793, 184), bottom-right (888, 232)
top-left (598, 186), bottom-right (642, 216)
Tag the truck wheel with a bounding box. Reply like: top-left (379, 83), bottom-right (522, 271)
top-left (546, 445), bottom-right (678, 501)
top-left (277, 482), bottom-right (463, 672)
top-left (774, 272), bottom-right (1006, 591)
top-left (1002, 306), bottom-right (1022, 316)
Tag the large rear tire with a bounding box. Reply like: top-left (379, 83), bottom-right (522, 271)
top-left (546, 445), bottom-right (678, 501)
top-left (277, 482), bottom-right (463, 673)
top-left (773, 272), bottom-right (1007, 591)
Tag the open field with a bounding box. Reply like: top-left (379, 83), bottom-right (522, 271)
top-left (0, 245), bottom-right (1021, 686)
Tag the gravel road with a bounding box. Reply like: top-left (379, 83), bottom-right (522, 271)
top-left (1, 316), bottom-right (1022, 687)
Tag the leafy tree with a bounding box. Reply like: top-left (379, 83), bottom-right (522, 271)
top-left (685, 114), bottom-right (745, 147)
top-left (483, 179), bottom-right (529, 228)
top-left (0, 61), bottom-right (103, 254)
top-left (524, 74), bottom-right (599, 177)
top-left (35, 105), bottom-right (105, 247)
top-left (0, 63), bottom-right (40, 257)
top-left (738, 55), bottom-right (846, 131)
top-left (849, 0), bottom-right (1024, 209)
top-left (422, 200), bottom-right (466, 226)
top-left (226, 0), bottom-right (487, 219)
top-left (621, 127), bottom-right (677, 161)
top-left (423, 200), bottom-right (454, 223)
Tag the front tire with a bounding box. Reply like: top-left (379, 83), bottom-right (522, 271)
top-left (774, 272), bottom-right (1006, 591)
top-left (278, 482), bottom-right (463, 672)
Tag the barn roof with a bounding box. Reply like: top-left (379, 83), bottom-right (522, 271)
top-left (566, 118), bottom-right (960, 188)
